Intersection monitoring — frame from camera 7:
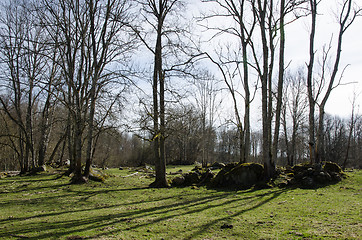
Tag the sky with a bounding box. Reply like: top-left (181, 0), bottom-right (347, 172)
top-left (131, 0), bottom-right (362, 132)
top-left (191, 0), bottom-right (362, 120)
top-left (284, 0), bottom-right (362, 118)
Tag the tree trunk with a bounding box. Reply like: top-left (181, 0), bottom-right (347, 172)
top-left (150, 6), bottom-right (168, 187)
top-left (84, 0), bottom-right (97, 178)
top-left (258, 0), bottom-right (275, 178)
top-left (315, 105), bottom-right (325, 163)
top-left (307, 0), bottom-right (317, 164)
top-left (272, 0), bottom-right (285, 166)
top-left (73, 110), bottom-right (84, 182)
top-left (242, 40), bottom-right (250, 163)
top-left (37, 93), bottom-right (52, 167)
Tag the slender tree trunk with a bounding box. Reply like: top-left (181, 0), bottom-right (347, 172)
top-left (84, 0), bottom-right (97, 178)
top-left (84, 87), bottom-right (96, 177)
top-left (159, 70), bottom-right (167, 184)
top-left (47, 131), bottom-right (67, 165)
top-left (19, 129), bottom-right (26, 174)
top-left (307, 0), bottom-right (317, 163)
top-left (242, 40), bottom-right (250, 163)
top-left (26, 79), bottom-right (34, 170)
top-left (38, 93), bottom-right (51, 167)
top-left (272, 0), bottom-right (285, 166)
top-left (282, 105), bottom-right (290, 166)
top-left (258, 0), bottom-right (274, 178)
top-left (315, 105), bottom-right (325, 163)
top-left (343, 99), bottom-right (356, 170)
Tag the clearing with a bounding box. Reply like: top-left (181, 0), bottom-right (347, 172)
top-left (0, 166), bottom-right (361, 239)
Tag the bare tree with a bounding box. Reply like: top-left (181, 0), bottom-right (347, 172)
top-left (343, 92), bottom-right (360, 169)
top-left (39, 0), bottom-right (135, 182)
top-left (192, 71), bottom-right (221, 167)
top-left (247, 0), bottom-right (307, 176)
top-left (200, 0), bottom-right (258, 163)
top-left (133, 0), bottom-right (195, 187)
top-left (0, 0), bottom-right (54, 173)
top-left (307, 0), bottom-right (361, 163)
top-left (282, 69), bottom-right (308, 166)
top-left (84, 0), bottom-right (136, 178)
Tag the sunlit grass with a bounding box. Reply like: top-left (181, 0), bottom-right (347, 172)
top-left (0, 167), bottom-right (361, 239)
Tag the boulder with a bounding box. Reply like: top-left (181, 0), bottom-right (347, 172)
top-left (184, 172), bottom-right (201, 185)
top-left (301, 176), bottom-right (315, 188)
top-left (88, 168), bottom-right (109, 182)
top-left (223, 162), bottom-right (239, 171)
top-left (323, 162), bottom-right (342, 173)
top-left (172, 176), bottom-right (185, 186)
top-left (199, 168), bottom-right (215, 185)
top-left (315, 171), bottom-right (329, 184)
top-left (330, 172), bottom-right (342, 182)
top-left (292, 164), bottom-right (309, 174)
top-left (211, 162), bottom-right (264, 188)
top-left (171, 167), bottom-right (216, 187)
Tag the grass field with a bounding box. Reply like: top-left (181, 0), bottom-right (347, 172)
top-left (0, 166), bottom-right (361, 239)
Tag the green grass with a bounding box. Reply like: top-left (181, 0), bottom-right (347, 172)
top-left (0, 166), bottom-right (361, 240)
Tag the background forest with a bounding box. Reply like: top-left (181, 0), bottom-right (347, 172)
top-left (0, 0), bottom-right (361, 184)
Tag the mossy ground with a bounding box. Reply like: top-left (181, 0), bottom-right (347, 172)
top-left (0, 166), bottom-right (361, 239)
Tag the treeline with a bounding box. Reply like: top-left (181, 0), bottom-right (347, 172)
top-left (1, 102), bottom-right (361, 171)
top-left (0, 0), bottom-right (361, 184)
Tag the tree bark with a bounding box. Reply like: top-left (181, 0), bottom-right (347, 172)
top-left (307, 0), bottom-right (317, 164)
top-left (272, 0), bottom-right (285, 166)
top-left (150, 1), bottom-right (168, 187)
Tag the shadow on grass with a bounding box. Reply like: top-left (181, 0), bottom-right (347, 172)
top-left (184, 189), bottom-right (286, 239)
top-left (0, 173), bottom-right (288, 240)
top-left (0, 189), bottom-right (236, 239)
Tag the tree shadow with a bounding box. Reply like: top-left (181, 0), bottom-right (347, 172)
top-left (0, 173), bottom-right (289, 240)
top-left (87, 188), bottom-right (287, 239)
top-left (184, 189), bottom-right (286, 239)
top-left (0, 189), bottom-right (234, 239)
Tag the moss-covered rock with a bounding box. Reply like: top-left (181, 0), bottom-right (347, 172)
top-left (184, 172), bottom-right (201, 185)
top-left (199, 168), bottom-right (215, 185)
top-left (323, 162), bottom-right (342, 173)
top-left (211, 162), bottom-right (264, 188)
top-left (88, 168), bottom-right (109, 182)
top-left (278, 162), bottom-right (344, 189)
top-left (171, 176), bottom-right (185, 186)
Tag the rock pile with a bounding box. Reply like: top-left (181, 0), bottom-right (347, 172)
top-left (171, 168), bottom-right (215, 187)
top-left (277, 162), bottom-right (344, 188)
top-left (171, 161), bottom-right (345, 189)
